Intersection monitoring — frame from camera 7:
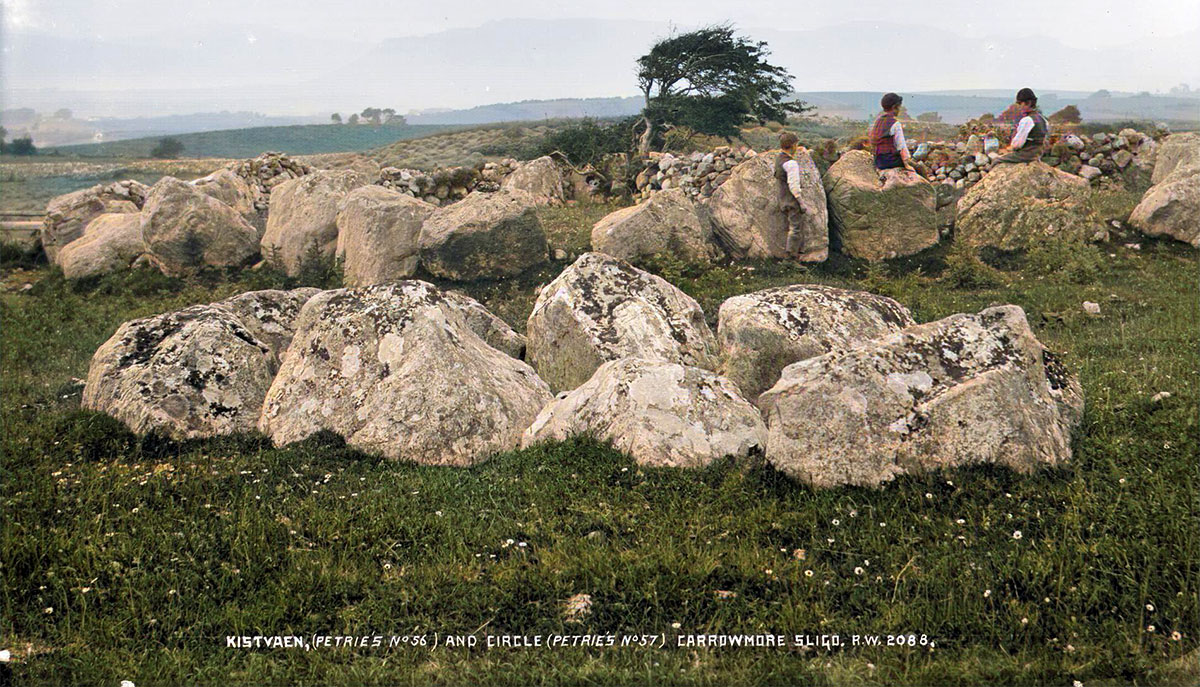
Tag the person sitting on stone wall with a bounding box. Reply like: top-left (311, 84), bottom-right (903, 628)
top-left (774, 132), bottom-right (821, 261)
top-left (869, 93), bottom-right (916, 173)
top-left (996, 87), bottom-right (1050, 164)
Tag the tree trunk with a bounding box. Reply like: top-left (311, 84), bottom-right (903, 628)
top-left (637, 115), bottom-right (654, 158)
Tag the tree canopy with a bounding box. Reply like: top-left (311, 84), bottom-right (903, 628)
top-left (635, 25), bottom-right (809, 154)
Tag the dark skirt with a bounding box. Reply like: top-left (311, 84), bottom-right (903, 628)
top-left (874, 151), bottom-right (903, 170)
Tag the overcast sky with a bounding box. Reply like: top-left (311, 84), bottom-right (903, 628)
top-left (5, 0), bottom-right (1198, 48)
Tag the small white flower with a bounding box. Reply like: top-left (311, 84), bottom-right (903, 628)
top-left (925, 493), bottom-right (932, 499)
top-left (1119, 478), bottom-right (1126, 484)
top-left (879, 522), bottom-right (886, 527)
top-left (984, 589), bottom-right (992, 598)
top-left (804, 570), bottom-right (814, 577)
top-left (1021, 617), bottom-right (1029, 625)
top-left (956, 518), bottom-right (966, 525)
top-left (1171, 631), bottom-right (1182, 641)
top-left (0, 649), bottom-right (9, 662)
top-left (854, 567), bottom-right (864, 575)
top-left (1066, 644), bottom-right (1075, 652)
top-left (764, 569), bottom-right (773, 575)
top-left (1012, 530), bottom-right (1023, 540)
top-left (435, 510), bottom-right (443, 517)
top-left (121, 681), bottom-right (136, 687)
top-left (1073, 681), bottom-right (1083, 687)
top-left (671, 622), bottom-right (681, 629)
top-left (831, 519), bottom-right (840, 526)
top-left (1146, 625), bottom-right (1155, 632)
top-left (849, 510), bottom-right (858, 517)
top-left (1146, 603), bottom-right (1155, 612)
top-left (43, 607), bottom-right (53, 614)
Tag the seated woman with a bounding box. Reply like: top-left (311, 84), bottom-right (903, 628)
top-left (868, 93), bottom-right (916, 173)
top-left (996, 88), bottom-right (1049, 164)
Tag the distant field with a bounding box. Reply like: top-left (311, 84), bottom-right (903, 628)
top-left (44, 123), bottom-right (465, 159)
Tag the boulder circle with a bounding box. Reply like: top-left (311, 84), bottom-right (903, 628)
top-left (758, 305), bottom-right (1084, 488)
top-left (590, 188), bottom-right (723, 264)
top-left (526, 252), bottom-right (718, 392)
top-left (717, 284), bottom-right (916, 401)
top-left (522, 358), bottom-right (767, 468)
top-left (824, 150), bottom-right (938, 261)
top-left (258, 281), bottom-right (552, 466)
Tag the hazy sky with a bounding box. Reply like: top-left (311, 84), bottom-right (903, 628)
top-left (4, 0), bottom-right (1198, 48)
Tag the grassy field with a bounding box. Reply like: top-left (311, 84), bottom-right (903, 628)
top-left (2, 197), bottom-right (1198, 686)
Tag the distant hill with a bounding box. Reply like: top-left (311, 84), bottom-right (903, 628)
top-left (407, 97), bottom-right (643, 125)
top-left (45, 123), bottom-right (461, 159)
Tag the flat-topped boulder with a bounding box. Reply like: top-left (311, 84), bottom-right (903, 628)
top-left (140, 176), bottom-right (260, 276)
top-left (758, 305), bottom-right (1083, 488)
top-left (824, 150), bottom-right (938, 261)
top-left (954, 161), bottom-right (1100, 250)
top-left (1151, 132), bottom-right (1200, 184)
top-left (500, 155), bottom-right (566, 204)
top-left (57, 213), bottom-right (145, 280)
top-left (82, 289), bottom-right (318, 439)
top-left (258, 282), bottom-right (551, 465)
top-left (42, 183), bottom-right (146, 263)
top-left (260, 169), bottom-right (371, 275)
top-left (522, 358), bottom-right (767, 468)
top-left (418, 188), bottom-right (549, 281)
top-left (717, 284), bottom-right (915, 401)
top-left (590, 188), bottom-right (723, 264)
top-left (1129, 166), bottom-right (1200, 247)
top-left (335, 185), bottom-right (435, 286)
top-left (192, 169), bottom-right (262, 232)
top-left (526, 252), bottom-right (718, 391)
top-left (705, 150), bottom-right (828, 260)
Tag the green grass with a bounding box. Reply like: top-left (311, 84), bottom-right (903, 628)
top-left (1, 206), bottom-right (1197, 685)
top-left (45, 124), bottom-right (464, 159)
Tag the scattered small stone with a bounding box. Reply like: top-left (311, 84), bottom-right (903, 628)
top-left (1082, 301), bottom-right (1102, 315)
top-left (1151, 391), bottom-right (1172, 403)
top-left (563, 593), bottom-right (593, 623)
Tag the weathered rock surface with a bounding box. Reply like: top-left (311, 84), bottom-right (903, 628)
top-left (260, 169), bottom-right (371, 275)
top-left (526, 252), bottom-right (718, 391)
top-left (500, 155), bottom-right (565, 204)
top-left (590, 188), bottom-right (723, 264)
top-left (42, 185), bottom-right (142, 263)
top-left (335, 185), bottom-right (435, 286)
top-left (705, 150), bottom-right (828, 259)
top-left (1129, 166), bottom-right (1200, 247)
top-left (192, 169), bottom-right (262, 231)
top-left (717, 285), bottom-right (915, 401)
top-left (955, 161), bottom-right (1099, 250)
top-left (57, 213), bottom-right (145, 280)
top-left (758, 305), bottom-right (1083, 488)
top-left (418, 188), bottom-right (548, 281)
top-left (1151, 132), bottom-right (1200, 184)
top-left (258, 282), bottom-right (552, 465)
top-left (217, 288), bottom-right (322, 363)
top-left (140, 176), bottom-right (260, 276)
top-left (522, 358), bottom-right (767, 467)
top-left (81, 289), bottom-right (318, 438)
top-left (443, 290), bottom-right (528, 359)
top-left (824, 150), bottom-right (938, 261)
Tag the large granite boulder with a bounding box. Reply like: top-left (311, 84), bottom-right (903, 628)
top-left (260, 169), bottom-right (371, 275)
top-left (57, 213), bottom-right (145, 280)
top-left (522, 358), bottom-right (767, 468)
top-left (140, 176), bottom-right (260, 276)
top-left (192, 169), bottom-right (262, 232)
top-left (758, 305), bottom-right (1083, 488)
top-left (81, 289), bottom-right (317, 439)
top-left (258, 282), bottom-right (552, 465)
top-left (717, 285), bottom-right (915, 401)
top-left (955, 161), bottom-right (1099, 250)
top-left (418, 188), bottom-right (549, 281)
top-left (41, 184), bottom-right (143, 263)
top-left (335, 185), bottom-right (435, 286)
top-left (500, 155), bottom-right (566, 204)
top-left (1129, 166), bottom-right (1200, 247)
top-left (704, 150), bottom-right (828, 260)
top-left (824, 150), bottom-right (938, 261)
top-left (526, 252), bottom-right (718, 391)
top-left (1151, 132), bottom-right (1200, 184)
top-left (590, 188), bottom-right (723, 264)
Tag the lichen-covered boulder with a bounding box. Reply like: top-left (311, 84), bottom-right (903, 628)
top-left (1129, 166), bottom-right (1200, 247)
top-left (758, 305), bottom-right (1083, 488)
top-left (500, 155), bottom-right (566, 204)
top-left (590, 188), bottom-right (723, 264)
top-left (140, 176), bottom-right (260, 276)
top-left (522, 358), bottom-right (766, 468)
top-left (717, 284), bottom-right (915, 401)
top-left (443, 290), bottom-right (527, 360)
top-left (418, 188), bottom-right (548, 280)
top-left (258, 282), bottom-right (552, 465)
top-left (824, 150), bottom-right (938, 261)
top-left (41, 185), bottom-right (142, 263)
top-left (260, 169), bottom-right (371, 275)
top-left (1151, 132), bottom-right (1200, 184)
top-left (525, 252), bottom-right (718, 392)
top-left (217, 288), bottom-right (322, 363)
top-left (955, 161), bottom-right (1100, 250)
top-left (335, 185), bottom-right (435, 286)
top-left (192, 169), bottom-right (262, 232)
top-left (57, 213), bottom-right (145, 280)
top-left (704, 150), bottom-right (828, 260)
top-left (81, 289), bottom-right (318, 438)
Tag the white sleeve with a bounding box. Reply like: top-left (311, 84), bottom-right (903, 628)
top-left (784, 159), bottom-right (804, 200)
top-left (891, 121), bottom-right (909, 159)
top-left (1011, 116), bottom-right (1034, 148)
